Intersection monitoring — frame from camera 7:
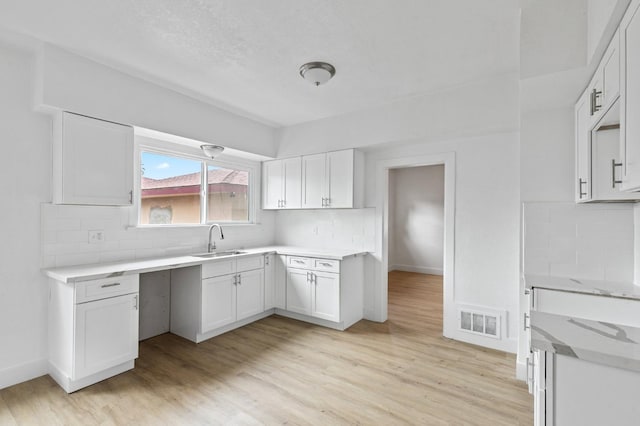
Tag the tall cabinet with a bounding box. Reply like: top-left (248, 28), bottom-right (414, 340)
top-left (620, 0), bottom-right (640, 190)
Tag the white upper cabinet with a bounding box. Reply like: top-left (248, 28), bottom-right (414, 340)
top-left (575, 89), bottom-right (592, 202)
top-left (301, 153), bottom-right (326, 209)
top-left (262, 157), bottom-right (301, 209)
top-left (301, 149), bottom-right (362, 209)
top-left (588, 30), bottom-right (620, 126)
top-left (264, 149), bottom-right (362, 210)
top-left (54, 112), bottom-right (134, 205)
top-left (620, 0), bottom-right (640, 190)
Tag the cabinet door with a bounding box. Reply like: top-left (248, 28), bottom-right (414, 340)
top-left (301, 153), bottom-right (326, 208)
top-left (602, 30), bottom-right (620, 109)
top-left (326, 150), bottom-right (354, 208)
top-left (286, 268), bottom-right (311, 315)
top-left (201, 275), bottom-right (236, 332)
top-left (74, 293), bottom-right (139, 379)
top-left (621, 0), bottom-right (640, 190)
top-left (592, 124), bottom-right (639, 200)
top-left (236, 269), bottom-right (264, 321)
top-left (283, 157), bottom-right (302, 208)
top-left (263, 160), bottom-right (283, 209)
top-left (575, 89), bottom-right (592, 202)
top-left (311, 272), bottom-right (340, 322)
top-left (274, 255), bottom-right (287, 309)
top-left (59, 112), bottom-right (133, 205)
top-left (264, 254), bottom-right (275, 310)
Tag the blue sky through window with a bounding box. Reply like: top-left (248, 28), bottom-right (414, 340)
top-left (141, 152), bottom-right (201, 180)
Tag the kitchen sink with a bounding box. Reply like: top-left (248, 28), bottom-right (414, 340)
top-left (191, 250), bottom-right (246, 258)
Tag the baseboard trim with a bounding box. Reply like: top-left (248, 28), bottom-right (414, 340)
top-left (0, 358), bottom-right (48, 390)
top-left (388, 264), bottom-right (443, 276)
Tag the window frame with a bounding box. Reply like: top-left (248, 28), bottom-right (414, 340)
top-left (132, 138), bottom-right (258, 227)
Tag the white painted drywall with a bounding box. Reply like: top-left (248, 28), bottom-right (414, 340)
top-left (36, 45), bottom-right (277, 158)
top-left (276, 74), bottom-right (520, 158)
top-left (588, 0), bottom-right (623, 63)
top-left (0, 41), bottom-right (51, 389)
top-left (388, 166), bottom-right (444, 276)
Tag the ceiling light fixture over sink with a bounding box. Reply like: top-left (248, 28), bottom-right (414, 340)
top-left (200, 144), bottom-right (225, 158)
top-left (299, 61), bottom-right (336, 86)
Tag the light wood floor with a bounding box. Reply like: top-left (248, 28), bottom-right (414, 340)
top-left (0, 271), bottom-right (532, 425)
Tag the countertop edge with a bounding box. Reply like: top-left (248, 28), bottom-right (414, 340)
top-left (43, 246), bottom-right (369, 283)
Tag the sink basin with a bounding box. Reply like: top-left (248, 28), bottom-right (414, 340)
top-left (191, 250), bottom-right (246, 258)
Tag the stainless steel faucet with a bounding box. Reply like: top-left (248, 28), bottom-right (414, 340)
top-left (207, 224), bottom-right (224, 252)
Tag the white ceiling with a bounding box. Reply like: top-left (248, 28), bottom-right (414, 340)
top-left (0, 0), bottom-right (520, 127)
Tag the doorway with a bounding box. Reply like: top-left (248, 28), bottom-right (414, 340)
top-left (374, 152), bottom-right (455, 338)
top-left (387, 165), bottom-right (445, 329)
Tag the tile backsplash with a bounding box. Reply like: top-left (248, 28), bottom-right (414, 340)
top-left (523, 202), bottom-right (634, 282)
top-left (41, 203), bottom-right (276, 268)
top-left (274, 208), bottom-right (376, 252)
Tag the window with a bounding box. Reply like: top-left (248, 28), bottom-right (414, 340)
top-left (139, 150), bottom-right (251, 225)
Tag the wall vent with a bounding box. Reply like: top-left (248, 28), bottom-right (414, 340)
top-left (458, 306), bottom-right (502, 339)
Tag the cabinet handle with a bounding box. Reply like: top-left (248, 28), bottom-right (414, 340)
top-left (612, 159), bottom-right (623, 188)
top-left (523, 313), bottom-right (530, 331)
top-left (578, 178), bottom-right (587, 198)
top-left (101, 283), bottom-right (121, 288)
top-left (320, 262), bottom-right (332, 267)
top-left (294, 259), bottom-right (304, 264)
top-left (238, 274), bottom-right (242, 285)
top-left (325, 197), bottom-right (330, 207)
top-left (590, 89), bottom-right (603, 115)
top-left (133, 295), bottom-right (138, 310)
top-left (312, 273), bottom-right (316, 284)
top-left (265, 255), bottom-right (270, 266)
top-left (321, 197), bottom-right (326, 207)
top-left (128, 190), bottom-right (133, 204)
top-left (233, 274), bottom-right (237, 285)
top-left (306, 272), bottom-right (310, 282)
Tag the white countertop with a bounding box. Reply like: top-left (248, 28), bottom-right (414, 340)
top-left (531, 310), bottom-right (640, 373)
top-left (43, 246), bottom-right (368, 283)
top-left (524, 274), bottom-right (640, 301)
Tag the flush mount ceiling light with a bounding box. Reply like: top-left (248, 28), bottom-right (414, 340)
top-left (299, 61), bottom-right (336, 86)
top-left (200, 144), bottom-right (225, 158)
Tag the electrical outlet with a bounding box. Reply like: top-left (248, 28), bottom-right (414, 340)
top-left (88, 230), bottom-right (105, 244)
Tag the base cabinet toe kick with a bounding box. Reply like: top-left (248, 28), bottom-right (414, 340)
top-left (45, 251), bottom-right (365, 392)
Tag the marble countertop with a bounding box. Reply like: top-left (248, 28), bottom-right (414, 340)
top-left (524, 274), bottom-right (640, 301)
top-left (43, 246), bottom-right (368, 283)
top-left (530, 310), bottom-right (640, 373)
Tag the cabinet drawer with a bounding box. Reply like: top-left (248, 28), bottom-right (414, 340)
top-left (313, 258), bottom-right (340, 273)
top-left (202, 259), bottom-right (236, 279)
top-left (534, 288), bottom-right (640, 327)
top-left (288, 256), bottom-right (311, 268)
top-left (237, 255), bottom-right (264, 272)
top-left (75, 274), bottom-right (139, 304)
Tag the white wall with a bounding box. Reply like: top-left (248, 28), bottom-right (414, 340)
top-left (389, 166), bottom-right (444, 275)
top-left (0, 41), bottom-right (52, 389)
top-left (277, 74), bottom-right (519, 157)
top-left (274, 209), bottom-right (375, 253)
top-left (0, 39), bottom-right (278, 390)
top-left (37, 45), bottom-right (277, 158)
top-left (364, 133), bottom-right (521, 352)
top-left (588, 0), bottom-right (619, 62)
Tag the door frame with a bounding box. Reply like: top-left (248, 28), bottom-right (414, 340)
top-left (374, 152), bottom-right (456, 337)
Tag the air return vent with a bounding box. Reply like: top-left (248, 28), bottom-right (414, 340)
top-left (458, 306), bottom-right (502, 339)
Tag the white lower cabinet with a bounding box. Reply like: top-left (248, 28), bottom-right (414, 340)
top-left (171, 254), bottom-right (267, 343)
top-left (48, 274), bottom-right (140, 393)
top-left (201, 274), bottom-right (236, 332)
top-left (311, 271), bottom-right (340, 322)
top-left (286, 268), bottom-right (313, 315)
top-left (280, 255), bottom-right (363, 330)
